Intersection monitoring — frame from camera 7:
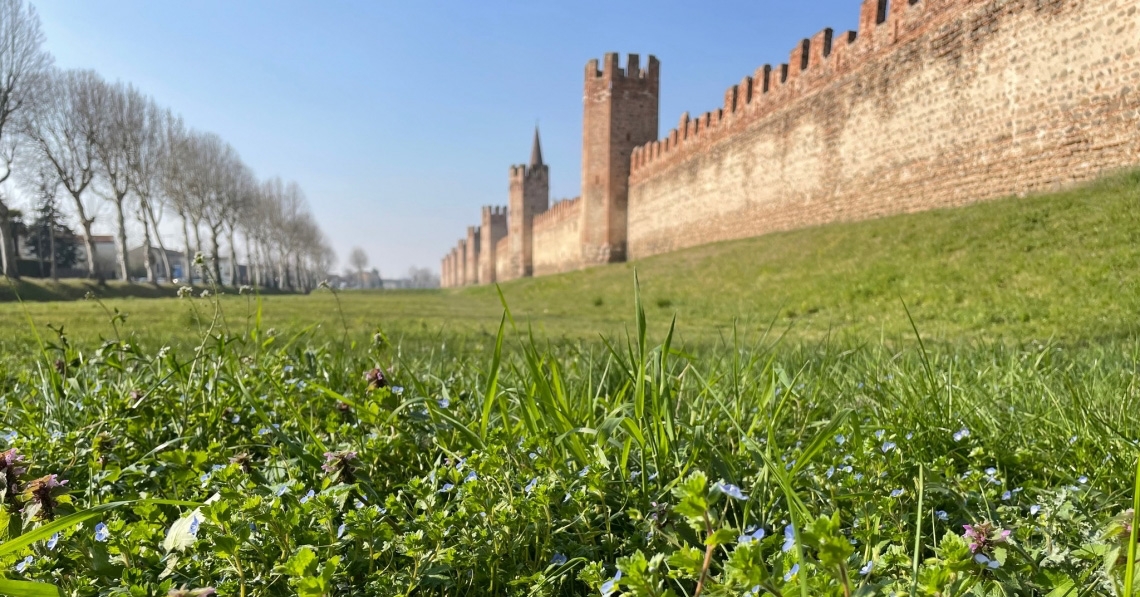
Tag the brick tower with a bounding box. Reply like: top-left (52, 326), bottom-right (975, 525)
top-left (506, 128), bottom-right (550, 279)
top-left (579, 53), bottom-right (659, 266)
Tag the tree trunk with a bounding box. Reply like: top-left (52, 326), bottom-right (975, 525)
top-left (0, 202), bottom-right (18, 280)
top-left (141, 214), bottom-right (156, 285)
top-left (244, 236), bottom-right (253, 286)
top-left (210, 226), bottom-right (222, 286)
top-left (227, 228), bottom-right (239, 287)
top-left (79, 219), bottom-right (96, 278)
top-left (114, 199), bottom-right (130, 282)
top-left (181, 216), bottom-right (193, 285)
top-left (144, 199), bottom-right (172, 282)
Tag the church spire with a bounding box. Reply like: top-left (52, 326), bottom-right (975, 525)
top-left (529, 126), bottom-right (543, 168)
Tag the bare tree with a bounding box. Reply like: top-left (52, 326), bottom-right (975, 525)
top-left (123, 90), bottom-right (169, 284)
top-left (349, 246), bottom-right (368, 284)
top-left (92, 79), bottom-right (141, 282)
top-left (25, 69), bottom-right (103, 278)
top-left (0, 0), bottom-right (51, 279)
top-left (159, 112), bottom-right (197, 283)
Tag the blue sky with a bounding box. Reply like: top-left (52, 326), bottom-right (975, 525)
top-left (35, 1), bottom-right (860, 276)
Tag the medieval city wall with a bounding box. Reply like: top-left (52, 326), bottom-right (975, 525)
top-left (626, 0), bottom-right (1140, 260)
top-left (532, 197), bottom-right (582, 276)
top-left (494, 236), bottom-right (510, 282)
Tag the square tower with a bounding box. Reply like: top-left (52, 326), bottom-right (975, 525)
top-left (506, 128), bottom-right (550, 279)
top-left (579, 53), bottom-right (659, 265)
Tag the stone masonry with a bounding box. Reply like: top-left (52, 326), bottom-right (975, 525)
top-left (440, 0), bottom-right (1140, 288)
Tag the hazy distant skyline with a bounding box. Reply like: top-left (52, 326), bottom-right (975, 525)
top-left (35, 1), bottom-right (860, 277)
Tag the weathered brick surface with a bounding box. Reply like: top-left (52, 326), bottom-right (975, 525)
top-left (479, 206), bottom-right (507, 284)
top-left (465, 226), bottom-right (481, 286)
top-left (533, 197), bottom-right (582, 276)
top-left (506, 164), bottom-right (549, 279)
top-left (580, 54), bottom-right (660, 266)
top-left (494, 236), bottom-right (509, 282)
top-left (627, 0), bottom-right (1140, 259)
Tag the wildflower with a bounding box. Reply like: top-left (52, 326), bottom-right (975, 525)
top-left (229, 453), bottom-right (252, 474)
top-left (890, 489), bottom-right (905, 498)
top-left (782, 524), bottom-right (796, 552)
top-left (906, 432), bottom-right (914, 440)
top-left (188, 515), bottom-right (200, 537)
top-left (0, 448), bottom-right (27, 501)
top-left (46, 533), bottom-right (59, 550)
top-left (551, 553), bottom-right (568, 565)
top-left (1078, 475), bottom-right (1088, 484)
top-left (859, 560), bottom-right (874, 576)
top-left (231, 414), bottom-right (241, 424)
top-left (985, 467), bottom-right (997, 476)
top-left (392, 386), bottom-right (404, 395)
top-left (962, 521), bottom-right (1010, 554)
top-left (1001, 490), bottom-right (1011, 501)
top-left (524, 478), bottom-right (538, 494)
top-left (439, 483), bottom-right (454, 492)
top-left (875, 430), bottom-right (885, 440)
top-left (337, 523), bottom-right (347, 539)
top-left (322, 450), bottom-right (359, 483)
top-left (15, 555), bottom-right (32, 572)
top-left (257, 427), bottom-right (271, 436)
top-left (953, 427), bottom-right (970, 442)
top-left (199, 289), bottom-right (211, 299)
top-left (1069, 435), bottom-right (1078, 445)
top-left (783, 563), bottom-right (800, 582)
top-left (881, 441), bottom-right (897, 453)
top-left (738, 526), bottom-right (766, 545)
top-left (713, 481), bottom-right (749, 501)
top-left (600, 570), bottom-right (622, 597)
top-left (94, 522), bottom-right (110, 542)
top-left (364, 368), bottom-right (387, 390)
top-left (1029, 505), bottom-right (1041, 516)
top-left (0, 430), bottom-right (17, 443)
top-left (177, 286), bottom-right (193, 298)
top-left (974, 553), bottom-right (1001, 569)
top-left (23, 474), bottom-right (68, 520)
top-left (835, 434), bottom-right (846, 445)
top-left (826, 466), bottom-right (835, 479)
top-left (578, 466), bottom-right (590, 478)
top-left (464, 471), bottom-right (477, 483)
top-left (437, 397), bottom-right (449, 408)
top-left (936, 510), bottom-right (949, 521)
top-left (167, 587), bottom-right (218, 597)
top-left (275, 485), bottom-right (288, 497)
top-left (300, 489), bottom-right (316, 504)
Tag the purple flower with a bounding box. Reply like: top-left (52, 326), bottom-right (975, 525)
top-left (364, 368), bottom-right (387, 389)
top-left (23, 474), bottom-right (68, 520)
top-left (962, 521), bottom-right (1009, 554)
top-left (0, 448), bottom-right (26, 502)
top-left (322, 451), bottom-right (358, 483)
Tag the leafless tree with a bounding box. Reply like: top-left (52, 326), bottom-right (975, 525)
top-left (407, 266), bottom-right (439, 289)
top-left (0, 0), bottom-right (51, 279)
top-left (123, 90), bottom-right (169, 284)
top-left (24, 69), bottom-right (103, 278)
top-left (92, 78), bottom-right (142, 282)
top-left (159, 112), bottom-right (198, 283)
top-left (349, 246), bottom-right (368, 281)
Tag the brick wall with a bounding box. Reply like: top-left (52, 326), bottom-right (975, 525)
top-left (533, 197), bottom-right (583, 276)
top-left (627, 0), bottom-right (1140, 259)
top-left (494, 236), bottom-right (509, 282)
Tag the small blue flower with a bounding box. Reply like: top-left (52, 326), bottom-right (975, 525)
top-left (953, 427), bottom-right (970, 442)
top-left (714, 481), bottom-right (748, 501)
top-left (985, 467), bottom-right (997, 476)
top-left (525, 478), bottom-right (538, 494)
top-left (974, 553), bottom-right (1001, 569)
top-left (906, 432), bottom-right (914, 440)
top-left (275, 485), bottom-right (288, 497)
top-left (782, 524), bottom-right (796, 552)
top-left (936, 510), bottom-right (948, 521)
top-left (853, 473), bottom-right (864, 482)
top-left (874, 430), bottom-right (885, 440)
top-left (1069, 435), bottom-right (1078, 445)
top-left (439, 483), bottom-right (454, 492)
top-left (826, 466), bottom-right (835, 479)
top-left (890, 488), bottom-right (904, 498)
top-left (188, 515), bottom-right (200, 537)
top-left (1078, 475), bottom-right (1088, 484)
top-left (258, 427), bottom-right (271, 436)
top-left (1001, 490), bottom-right (1012, 501)
top-left (563, 492), bottom-right (572, 503)
top-left (231, 414), bottom-right (240, 424)
top-left (578, 467), bottom-right (590, 478)
top-left (200, 473), bottom-right (210, 486)
top-left (46, 533), bottom-right (59, 550)
top-left (783, 563), bottom-right (800, 582)
top-left (337, 523), bottom-right (347, 538)
top-left (881, 441), bottom-right (897, 453)
top-left (0, 430), bottom-right (17, 443)
top-left (600, 570), bottom-right (622, 596)
top-left (15, 555), bottom-right (32, 572)
top-left (738, 526), bottom-right (766, 545)
top-left (300, 489), bottom-right (316, 504)
top-left (283, 365), bottom-right (294, 373)
top-left (551, 553), bottom-right (568, 565)
top-left (437, 397), bottom-right (450, 409)
top-left (94, 522), bottom-right (110, 542)
top-left (1030, 504), bottom-right (1041, 515)
top-left (835, 434), bottom-right (846, 445)
top-left (464, 471), bottom-right (477, 483)
top-left (392, 385), bottom-right (405, 395)
top-left (859, 560), bottom-right (874, 576)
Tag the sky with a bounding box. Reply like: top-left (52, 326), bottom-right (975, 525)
top-left (34, 0), bottom-right (861, 277)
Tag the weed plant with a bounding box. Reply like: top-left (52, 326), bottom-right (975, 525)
top-left (0, 281), bottom-right (1137, 596)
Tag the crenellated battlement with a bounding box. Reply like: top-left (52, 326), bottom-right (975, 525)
top-left (630, 0), bottom-right (954, 180)
top-left (532, 197), bottom-right (581, 231)
top-left (585, 53), bottom-right (659, 83)
top-left (480, 205), bottom-right (508, 221)
top-left (509, 163), bottom-right (548, 181)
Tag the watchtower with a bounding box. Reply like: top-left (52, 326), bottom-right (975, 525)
top-left (579, 53), bottom-right (659, 265)
top-left (506, 128), bottom-right (550, 279)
